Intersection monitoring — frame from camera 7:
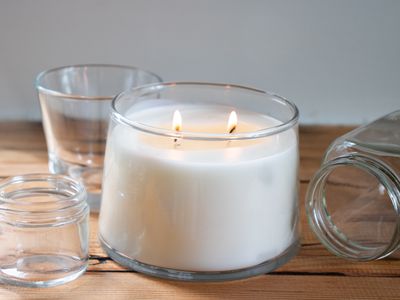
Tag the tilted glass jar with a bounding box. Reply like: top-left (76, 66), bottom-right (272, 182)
top-left (306, 110), bottom-right (400, 261)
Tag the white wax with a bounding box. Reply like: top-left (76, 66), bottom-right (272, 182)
top-left (99, 103), bottom-right (298, 272)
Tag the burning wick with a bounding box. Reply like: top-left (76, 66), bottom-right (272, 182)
top-left (227, 111), bottom-right (238, 134)
top-left (172, 110), bottom-right (182, 143)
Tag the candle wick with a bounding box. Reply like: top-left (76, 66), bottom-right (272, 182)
top-left (173, 134), bottom-right (181, 147)
top-left (173, 137), bottom-right (181, 148)
top-left (227, 125), bottom-right (237, 147)
top-left (172, 110), bottom-right (182, 147)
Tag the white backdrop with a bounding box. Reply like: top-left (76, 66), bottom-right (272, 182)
top-left (0, 0), bottom-right (399, 124)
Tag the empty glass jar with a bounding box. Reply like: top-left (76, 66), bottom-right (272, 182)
top-left (0, 174), bottom-right (89, 287)
top-left (306, 110), bottom-right (400, 261)
top-left (36, 64), bottom-right (162, 212)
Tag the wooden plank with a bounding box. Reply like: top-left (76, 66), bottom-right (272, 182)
top-left (1, 273), bottom-right (399, 300)
top-left (7, 122), bottom-right (400, 300)
top-left (0, 122), bottom-right (46, 150)
top-left (3, 122), bottom-right (397, 278)
top-left (298, 125), bottom-right (354, 181)
top-left (0, 122), bottom-right (48, 177)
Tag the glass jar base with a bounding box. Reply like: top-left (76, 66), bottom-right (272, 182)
top-left (0, 255), bottom-right (88, 288)
top-left (99, 235), bottom-right (299, 281)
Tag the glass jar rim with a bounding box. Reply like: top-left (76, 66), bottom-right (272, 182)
top-left (0, 173), bottom-right (87, 214)
top-left (111, 82), bottom-right (299, 141)
top-left (35, 63), bottom-right (162, 100)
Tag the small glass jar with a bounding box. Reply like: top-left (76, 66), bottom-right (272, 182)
top-left (0, 174), bottom-right (89, 287)
top-left (306, 110), bottom-right (400, 261)
top-left (99, 82), bottom-right (299, 281)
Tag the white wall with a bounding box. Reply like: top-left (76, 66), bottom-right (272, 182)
top-left (0, 0), bottom-right (399, 124)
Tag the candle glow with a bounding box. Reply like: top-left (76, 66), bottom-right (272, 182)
top-left (227, 111), bottom-right (238, 133)
top-left (172, 110), bottom-right (182, 132)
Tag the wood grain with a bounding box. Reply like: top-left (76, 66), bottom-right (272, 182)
top-left (1, 122), bottom-right (399, 299)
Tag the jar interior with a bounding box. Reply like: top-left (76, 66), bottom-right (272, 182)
top-left (1, 178), bottom-right (80, 211)
top-left (3, 188), bottom-right (75, 212)
top-left (312, 164), bottom-right (398, 260)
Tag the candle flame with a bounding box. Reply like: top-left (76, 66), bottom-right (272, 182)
top-left (172, 110), bottom-right (182, 132)
top-left (227, 111), bottom-right (237, 133)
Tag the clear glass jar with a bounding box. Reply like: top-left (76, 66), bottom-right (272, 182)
top-left (306, 110), bottom-right (400, 261)
top-left (0, 174), bottom-right (89, 287)
top-left (99, 82), bottom-right (300, 281)
top-left (36, 64), bottom-right (162, 212)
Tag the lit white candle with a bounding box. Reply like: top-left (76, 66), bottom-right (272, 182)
top-left (99, 103), bottom-right (298, 272)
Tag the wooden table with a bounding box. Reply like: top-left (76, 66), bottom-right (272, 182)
top-left (0, 123), bottom-right (399, 299)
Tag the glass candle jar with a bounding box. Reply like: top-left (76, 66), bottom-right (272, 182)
top-left (0, 174), bottom-right (89, 287)
top-left (99, 82), bottom-right (300, 281)
top-left (306, 110), bottom-right (400, 261)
